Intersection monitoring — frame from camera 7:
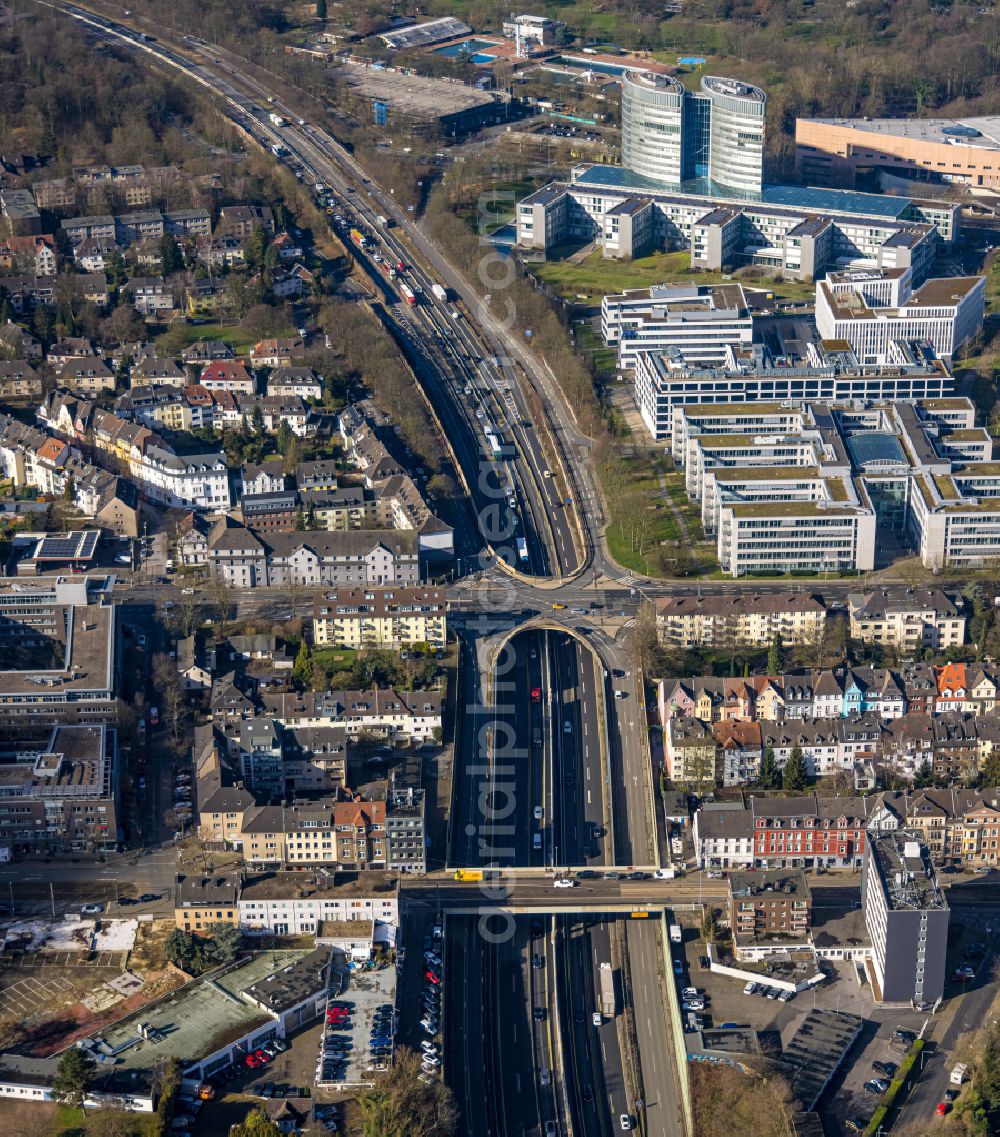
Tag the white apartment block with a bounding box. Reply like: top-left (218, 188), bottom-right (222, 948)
top-left (848, 587), bottom-right (967, 650)
top-left (692, 806), bottom-right (755, 869)
top-left (654, 591), bottom-right (828, 647)
top-left (816, 270), bottom-right (985, 364)
top-left (312, 587), bottom-right (446, 650)
top-left (602, 283), bottom-right (753, 370)
top-left (141, 446), bottom-right (231, 510)
top-left (238, 876), bottom-right (398, 937)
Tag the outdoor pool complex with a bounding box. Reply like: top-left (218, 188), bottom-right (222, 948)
top-left (551, 55), bottom-right (649, 76)
top-left (434, 38), bottom-right (499, 58)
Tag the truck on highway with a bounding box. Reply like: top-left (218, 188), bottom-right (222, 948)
top-left (270, 144), bottom-right (289, 158)
top-left (431, 282), bottom-right (448, 302)
top-left (399, 282), bottom-right (419, 305)
top-left (516, 536), bottom-right (529, 564)
top-left (349, 228), bottom-right (371, 249)
top-left (599, 963), bottom-right (617, 1017)
top-left (453, 869), bottom-right (484, 882)
top-left (269, 112), bottom-right (286, 127)
top-left (669, 923), bottom-right (682, 944)
top-left (376, 214), bottom-right (392, 227)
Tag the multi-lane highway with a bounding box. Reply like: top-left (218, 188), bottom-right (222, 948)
top-left (47, 0), bottom-right (587, 582)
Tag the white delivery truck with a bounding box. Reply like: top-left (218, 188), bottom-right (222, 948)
top-left (431, 283), bottom-right (448, 302)
top-left (669, 923), bottom-right (682, 944)
top-left (269, 112), bottom-right (286, 127)
top-left (951, 1063), bottom-right (969, 1086)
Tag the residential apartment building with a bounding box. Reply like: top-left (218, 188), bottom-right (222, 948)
top-left (174, 873), bottom-right (239, 933)
top-left (602, 283), bottom-right (753, 369)
top-left (385, 785), bottom-right (427, 874)
top-left (241, 800), bottom-right (386, 870)
top-left (728, 869), bottom-right (811, 958)
top-left (862, 828), bottom-right (948, 1004)
top-left (0, 361), bottom-right (42, 400)
top-left (207, 521), bottom-right (421, 588)
top-left (848, 587), bottom-right (966, 650)
top-left (692, 803), bottom-right (757, 869)
top-left (312, 587), bottom-right (445, 650)
top-left (752, 795), bottom-right (873, 869)
top-left (237, 872), bottom-right (399, 936)
top-left (654, 591), bottom-right (827, 647)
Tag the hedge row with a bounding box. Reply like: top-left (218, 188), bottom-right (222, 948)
top-left (864, 1040), bottom-right (925, 1136)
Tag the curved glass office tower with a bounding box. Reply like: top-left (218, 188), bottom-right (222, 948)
top-left (701, 76), bottom-right (766, 194)
top-left (621, 72), bottom-right (687, 186)
top-left (620, 71), bottom-right (766, 194)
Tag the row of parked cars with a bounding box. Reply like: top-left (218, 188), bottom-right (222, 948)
top-left (419, 924), bottom-right (444, 1084)
top-left (317, 1001), bottom-right (355, 1084)
top-left (742, 980), bottom-right (796, 1003)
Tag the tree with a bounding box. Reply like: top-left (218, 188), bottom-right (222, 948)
top-left (757, 745), bottom-right (780, 790)
top-left (205, 922), bottom-right (242, 965)
top-left (293, 506), bottom-right (306, 531)
top-left (251, 403), bottom-right (266, 438)
top-left (152, 652), bottom-right (183, 743)
top-left (980, 749), bottom-right (1000, 789)
top-left (315, 0), bottom-right (327, 18)
top-left (305, 501), bottom-right (317, 530)
top-left (767, 633), bottom-right (783, 676)
top-left (228, 1109), bottom-right (281, 1137)
top-left (159, 234), bottom-right (183, 276)
top-left (356, 1048), bottom-right (459, 1137)
top-left (52, 1047), bottom-right (97, 1109)
top-left (244, 225), bottom-right (268, 273)
top-left (275, 419), bottom-right (293, 456)
top-left (165, 927), bottom-right (197, 970)
top-left (782, 746), bottom-right (809, 792)
top-left (913, 759), bottom-right (936, 789)
top-left (32, 301), bottom-right (53, 345)
top-left (292, 639), bottom-right (313, 687)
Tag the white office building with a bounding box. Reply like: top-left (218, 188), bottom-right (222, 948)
top-left (603, 282), bottom-right (752, 370)
top-left (633, 340), bottom-right (952, 442)
top-left (816, 270), bottom-right (985, 364)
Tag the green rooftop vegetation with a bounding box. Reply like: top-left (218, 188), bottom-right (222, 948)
top-left (728, 501), bottom-right (856, 519)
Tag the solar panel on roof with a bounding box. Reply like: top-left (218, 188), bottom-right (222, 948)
top-left (34, 531), bottom-right (99, 561)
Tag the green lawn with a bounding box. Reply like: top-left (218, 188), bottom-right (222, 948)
top-left (154, 321), bottom-right (297, 358)
top-left (532, 248), bottom-right (815, 303)
top-left (575, 321), bottom-right (617, 379)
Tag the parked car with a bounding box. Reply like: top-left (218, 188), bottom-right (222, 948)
top-left (864, 1079), bottom-right (890, 1096)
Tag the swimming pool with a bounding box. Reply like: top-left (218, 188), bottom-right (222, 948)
top-left (551, 54), bottom-right (644, 76)
top-left (434, 38), bottom-right (499, 57)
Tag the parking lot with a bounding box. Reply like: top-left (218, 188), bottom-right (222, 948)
top-left (317, 954), bottom-right (398, 1087)
top-left (671, 907), bottom-right (993, 1135)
